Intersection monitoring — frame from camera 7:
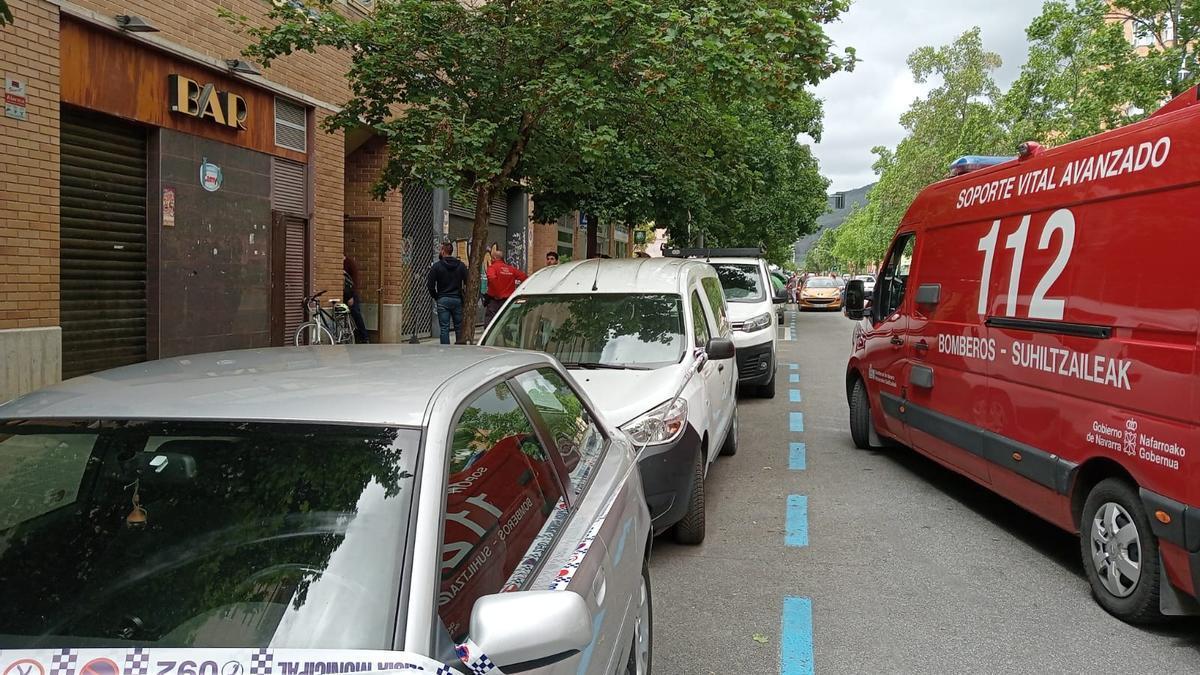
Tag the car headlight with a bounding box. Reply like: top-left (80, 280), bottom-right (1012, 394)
top-left (621, 398), bottom-right (688, 445)
top-left (738, 312), bottom-right (773, 332)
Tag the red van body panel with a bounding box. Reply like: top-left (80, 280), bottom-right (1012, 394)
top-left (848, 88), bottom-right (1200, 609)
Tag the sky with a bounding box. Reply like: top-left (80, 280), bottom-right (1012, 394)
top-left (809, 0), bottom-right (1047, 192)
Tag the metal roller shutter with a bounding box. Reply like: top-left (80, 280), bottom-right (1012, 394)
top-left (59, 109), bottom-right (147, 379)
top-left (283, 215), bottom-right (308, 341)
top-left (449, 190), bottom-right (507, 227)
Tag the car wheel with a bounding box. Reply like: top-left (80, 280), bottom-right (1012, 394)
top-left (758, 371), bottom-right (776, 399)
top-left (624, 561), bottom-right (653, 675)
top-left (849, 377), bottom-right (873, 450)
top-left (719, 409), bottom-right (738, 457)
top-left (1080, 478), bottom-right (1163, 623)
top-left (673, 450), bottom-right (706, 545)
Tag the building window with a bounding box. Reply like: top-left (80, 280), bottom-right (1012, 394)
top-left (596, 222), bottom-right (610, 257)
top-left (274, 97), bottom-right (307, 152)
top-left (614, 225), bottom-right (629, 258)
top-left (556, 216), bottom-right (574, 260)
top-left (833, 193), bottom-right (845, 210)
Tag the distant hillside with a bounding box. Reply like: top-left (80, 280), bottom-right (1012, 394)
top-left (793, 183), bottom-right (874, 267)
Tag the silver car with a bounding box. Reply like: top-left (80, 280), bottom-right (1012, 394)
top-left (0, 346), bottom-right (652, 675)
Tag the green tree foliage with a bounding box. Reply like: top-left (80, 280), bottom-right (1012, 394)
top-left (832, 28), bottom-right (1009, 264)
top-left (532, 96), bottom-right (832, 267)
top-left (1003, 0), bottom-right (1151, 144)
top-left (236, 0), bottom-right (852, 337)
top-left (803, 227), bottom-right (838, 273)
top-left (1109, 0), bottom-right (1200, 98)
top-left (0, 1), bottom-right (11, 26)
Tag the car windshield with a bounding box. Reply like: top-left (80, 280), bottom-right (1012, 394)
top-left (712, 263), bottom-right (765, 303)
top-left (484, 293), bottom-right (686, 369)
top-left (0, 420), bottom-right (418, 649)
top-left (805, 278), bottom-right (840, 289)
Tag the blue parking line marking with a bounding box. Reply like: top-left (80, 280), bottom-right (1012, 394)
top-left (789, 442), bottom-right (806, 470)
top-left (788, 373), bottom-right (799, 383)
top-left (789, 412), bottom-right (804, 432)
top-left (780, 596), bottom-right (814, 675)
top-left (789, 389), bottom-right (801, 403)
top-left (788, 363), bottom-right (798, 370)
top-left (785, 495), bottom-right (808, 547)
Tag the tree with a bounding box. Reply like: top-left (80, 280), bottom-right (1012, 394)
top-left (1003, 0), bottom-right (1152, 145)
top-left (1108, 0), bottom-right (1200, 99)
top-left (803, 227), bottom-right (838, 273)
top-left (832, 28), bottom-right (1008, 260)
top-left (237, 0), bottom-right (853, 339)
top-left (1, 1), bottom-right (12, 26)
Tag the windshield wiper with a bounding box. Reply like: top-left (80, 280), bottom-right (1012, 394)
top-left (561, 361), bottom-right (651, 371)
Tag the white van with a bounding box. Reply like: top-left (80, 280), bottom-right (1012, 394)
top-left (480, 258), bottom-right (738, 544)
top-left (665, 248), bottom-right (784, 398)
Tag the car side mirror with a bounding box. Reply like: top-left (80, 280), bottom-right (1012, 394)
top-left (705, 337), bottom-right (736, 360)
top-left (845, 279), bottom-right (866, 320)
top-left (772, 290), bottom-right (788, 304)
top-left (469, 591), bottom-right (592, 669)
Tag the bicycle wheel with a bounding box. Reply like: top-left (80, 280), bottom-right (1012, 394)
top-left (294, 321), bottom-right (335, 346)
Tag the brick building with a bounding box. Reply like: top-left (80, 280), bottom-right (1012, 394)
top-left (0, 0), bottom-right (635, 401)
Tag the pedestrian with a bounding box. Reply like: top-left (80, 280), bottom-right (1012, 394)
top-left (545, 250), bottom-right (559, 266)
top-left (343, 256), bottom-right (370, 343)
top-left (426, 242), bottom-right (469, 345)
top-left (786, 271), bottom-right (800, 305)
top-left (484, 242), bottom-right (527, 325)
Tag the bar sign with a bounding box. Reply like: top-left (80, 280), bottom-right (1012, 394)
top-left (5, 73), bottom-right (27, 121)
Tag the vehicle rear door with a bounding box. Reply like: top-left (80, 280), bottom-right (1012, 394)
top-left (903, 223), bottom-right (992, 483)
top-left (862, 232), bottom-right (917, 442)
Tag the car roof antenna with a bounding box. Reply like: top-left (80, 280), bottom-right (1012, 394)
top-left (590, 257), bottom-right (602, 291)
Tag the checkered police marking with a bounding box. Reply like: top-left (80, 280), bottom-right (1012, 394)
top-left (50, 650), bottom-right (78, 675)
top-left (2, 650), bottom-right (481, 675)
top-left (123, 650), bottom-right (149, 675)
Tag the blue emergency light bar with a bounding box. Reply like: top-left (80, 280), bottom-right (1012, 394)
top-left (949, 155), bottom-right (1014, 176)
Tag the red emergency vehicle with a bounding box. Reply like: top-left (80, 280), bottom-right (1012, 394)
top-left (843, 87), bottom-right (1200, 623)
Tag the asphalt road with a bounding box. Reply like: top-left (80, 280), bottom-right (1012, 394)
top-left (650, 308), bottom-right (1200, 674)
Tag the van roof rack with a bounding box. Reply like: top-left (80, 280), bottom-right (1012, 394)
top-left (662, 247), bottom-right (765, 259)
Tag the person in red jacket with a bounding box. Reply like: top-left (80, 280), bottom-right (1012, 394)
top-left (484, 243), bottom-right (527, 325)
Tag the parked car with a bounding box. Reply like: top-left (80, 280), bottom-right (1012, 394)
top-left (769, 269), bottom-right (790, 324)
top-left (843, 86), bottom-right (1200, 623)
top-left (0, 346), bottom-right (652, 674)
top-left (853, 274), bottom-right (876, 294)
top-left (482, 258), bottom-right (738, 545)
top-left (798, 276), bottom-right (844, 311)
top-left (663, 248), bottom-right (782, 398)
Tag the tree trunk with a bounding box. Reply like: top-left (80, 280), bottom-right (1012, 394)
top-left (460, 185), bottom-right (494, 343)
top-left (586, 214), bottom-right (597, 258)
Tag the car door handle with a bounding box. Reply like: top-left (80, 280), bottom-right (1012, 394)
top-left (914, 340), bottom-right (929, 353)
top-left (592, 569), bottom-right (607, 606)
top-left (718, 363), bottom-right (725, 372)
top-left (890, 336), bottom-right (903, 346)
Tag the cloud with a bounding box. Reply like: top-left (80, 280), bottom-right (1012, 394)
top-left (810, 0), bottom-right (1046, 192)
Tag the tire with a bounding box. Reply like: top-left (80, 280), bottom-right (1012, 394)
top-left (624, 561), bottom-right (653, 675)
top-left (1079, 478), bottom-right (1163, 623)
top-left (294, 322), bottom-right (335, 346)
top-left (673, 450), bottom-right (706, 545)
top-left (719, 409), bottom-right (738, 457)
top-left (849, 377), bottom-right (872, 450)
top-left (757, 371), bottom-right (776, 399)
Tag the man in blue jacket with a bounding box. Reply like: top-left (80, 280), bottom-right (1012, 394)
top-left (426, 242), bottom-right (469, 344)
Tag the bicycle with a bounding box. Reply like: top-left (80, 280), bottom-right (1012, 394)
top-left (294, 290), bottom-right (356, 346)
